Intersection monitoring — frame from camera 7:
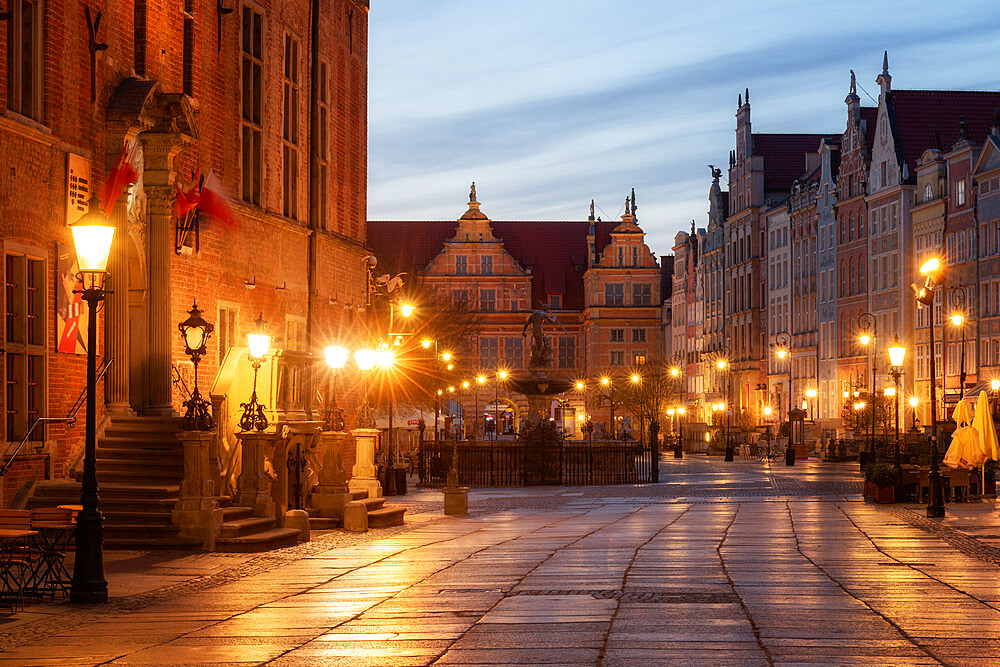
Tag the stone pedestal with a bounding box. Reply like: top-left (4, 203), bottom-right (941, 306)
top-left (348, 428), bottom-right (382, 499)
top-left (343, 500), bottom-right (368, 532)
top-left (171, 431), bottom-right (223, 550)
top-left (235, 431), bottom-right (278, 517)
top-left (443, 486), bottom-right (469, 515)
top-left (284, 509), bottom-right (310, 542)
top-left (311, 431), bottom-right (353, 519)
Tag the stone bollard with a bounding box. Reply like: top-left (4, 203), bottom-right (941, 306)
top-left (283, 509), bottom-right (311, 542)
top-left (442, 464), bottom-right (469, 516)
top-left (343, 500), bottom-right (368, 532)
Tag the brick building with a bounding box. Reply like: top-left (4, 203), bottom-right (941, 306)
top-left (368, 189), bottom-right (662, 437)
top-left (1, 0), bottom-right (370, 507)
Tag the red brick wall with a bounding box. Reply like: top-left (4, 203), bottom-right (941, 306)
top-left (0, 0), bottom-right (370, 487)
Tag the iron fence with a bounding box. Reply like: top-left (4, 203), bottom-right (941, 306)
top-left (418, 438), bottom-right (656, 487)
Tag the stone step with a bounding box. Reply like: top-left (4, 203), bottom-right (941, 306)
top-left (104, 536), bottom-right (203, 550)
top-left (97, 460), bottom-right (184, 475)
top-left (99, 511), bottom-right (175, 526)
top-left (308, 517), bottom-right (340, 530)
top-left (216, 528), bottom-right (301, 553)
top-left (222, 506), bottom-right (253, 521)
top-left (368, 505), bottom-right (405, 529)
top-left (96, 440), bottom-right (184, 455)
top-left (106, 416), bottom-right (184, 432)
top-left (31, 480), bottom-right (179, 499)
top-left (220, 516), bottom-right (276, 538)
top-left (362, 497), bottom-right (385, 512)
top-left (351, 490), bottom-right (369, 501)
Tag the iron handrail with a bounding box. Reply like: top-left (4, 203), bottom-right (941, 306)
top-left (171, 363), bottom-right (193, 401)
top-left (0, 358), bottom-right (114, 477)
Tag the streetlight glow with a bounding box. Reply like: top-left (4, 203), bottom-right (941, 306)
top-left (763, 406), bottom-right (772, 417)
top-left (441, 352), bottom-right (453, 361)
top-left (354, 348), bottom-right (376, 370)
top-left (858, 334), bottom-right (871, 346)
top-left (600, 377), bottom-right (610, 386)
top-left (421, 339), bottom-right (433, 348)
top-left (575, 380), bottom-right (585, 390)
top-left (919, 257), bottom-right (941, 275)
top-left (631, 374), bottom-right (640, 384)
top-left (670, 367), bottom-right (680, 376)
top-left (806, 388), bottom-right (817, 398)
top-left (950, 313), bottom-right (964, 327)
top-left (909, 396), bottom-right (919, 407)
top-left (776, 348), bottom-right (787, 360)
top-left (716, 359), bottom-right (727, 370)
top-left (478, 375), bottom-right (487, 385)
top-left (993, 379), bottom-right (1000, 392)
top-left (324, 345), bottom-right (350, 370)
top-left (498, 369), bottom-right (509, 380)
top-left (888, 335), bottom-right (906, 367)
top-left (399, 303), bottom-right (415, 317)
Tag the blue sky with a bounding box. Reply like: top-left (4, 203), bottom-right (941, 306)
top-left (367, 1), bottom-right (1000, 256)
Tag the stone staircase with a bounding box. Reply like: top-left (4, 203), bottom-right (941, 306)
top-left (307, 491), bottom-right (406, 530)
top-left (25, 416), bottom-right (407, 549)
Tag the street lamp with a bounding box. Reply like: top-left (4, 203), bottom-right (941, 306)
top-left (909, 395), bottom-right (919, 431)
top-left (600, 376), bottom-right (614, 439)
top-left (69, 195), bottom-right (115, 604)
top-left (805, 388), bottom-right (817, 422)
top-left (240, 314), bottom-right (272, 432)
top-left (992, 379), bottom-right (1000, 424)
top-left (322, 345), bottom-right (350, 431)
top-left (494, 366), bottom-right (509, 440)
top-left (916, 256), bottom-right (945, 517)
top-left (858, 313), bottom-right (877, 461)
top-left (177, 302), bottom-right (215, 431)
top-left (888, 335), bottom-right (906, 481)
top-left (716, 346), bottom-right (732, 461)
top-left (774, 331), bottom-right (791, 426)
top-left (476, 375), bottom-right (487, 439)
top-left (949, 287), bottom-right (967, 403)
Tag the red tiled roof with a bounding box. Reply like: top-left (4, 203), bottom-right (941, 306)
top-left (861, 107), bottom-right (878, 149)
top-left (366, 220), bottom-right (618, 311)
top-left (888, 90), bottom-right (1000, 172)
top-left (753, 133), bottom-right (836, 191)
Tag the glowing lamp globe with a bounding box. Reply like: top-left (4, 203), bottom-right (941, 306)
top-left (993, 379), bottom-right (1000, 393)
top-left (575, 380), bottom-right (584, 390)
top-left (178, 302), bottom-right (213, 355)
top-left (462, 381), bottom-right (470, 389)
top-left (498, 370), bottom-right (508, 380)
top-left (716, 359), bottom-right (727, 370)
top-left (670, 367), bottom-right (680, 376)
top-left (374, 345), bottom-right (395, 368)
top-left (399, 303), bottom-right (415, 317)
top-left (355, 348), bottom-right (376, 370)
top-left (776, 348), bottom-right (787, 360)
top-left (246, 314), bottom-right (272, 360)
top-left (888, 336), bottom-right (906, 367)
top-left (950, 313), bottom-right (964, 327)
top-left (806, 388), bottom-right (817, 398)
top-left (909, 396), bottom-right (919, 407)
top-left (677, 407), bottom-right (686, 415)
top-left (421, 339), bottom-right (433, 349)
top-left (71, 197), bottom-right (115, 273)
top-left (858, 334), bottom-right (871, 346)
top-left (441, 352), bottom-right (453, 362)
top-left (763, 406), bottom-right (772, 417)
top-left (919, 257), bottom-right (941, 275)
top-left (325, 345), bottom-right (350, 369)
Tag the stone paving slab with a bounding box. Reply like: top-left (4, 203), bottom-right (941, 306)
top-left (9, 458), bottom-right (1000, 664)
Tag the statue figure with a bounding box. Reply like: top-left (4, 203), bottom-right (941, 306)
top-left (522, 305), bottom-right (563, 368)
top-left (470, 181), bottom-right (477, 203)
top-left (709, 165), bottom-right (722, 181)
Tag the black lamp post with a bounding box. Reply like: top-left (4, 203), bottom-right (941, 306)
top-left (716, 345), bottom-right (732, 461)
top-left (178, 302), bottom-right (215, 431)
top-left (948, 288), bottom-right (967, 403)
top-left (670, 353), bottom-right (684, 457)
top-left (915, 258), bottom-right (945, 517)
top-left (888, 336), bottom-right (906, 485)
top-left (494, 363), bottom-right (508, 440)
top-left (69, 196), bottom-right (115, 604)
top-left (774, 331), bottom-right (791, 427)
top-left (239, 313), bottom-right (272, 432)
top-left (322, 345), bottom-right (349, 431)
top-left (858, 312), bottom-right (877, 461)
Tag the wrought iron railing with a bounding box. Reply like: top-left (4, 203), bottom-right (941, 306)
top-left (417, 438), bottom-right (655, 487)
top-left (1, 358), bottom-right (114, 477)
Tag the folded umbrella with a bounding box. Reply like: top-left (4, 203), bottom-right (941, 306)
top-left (972, 391), bottom-right (1000, 462)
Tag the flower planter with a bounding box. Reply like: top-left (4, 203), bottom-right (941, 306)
top-left (864, 481), bottom-right (875, 500)
top-left (874, 485), bottom-right (895, 504)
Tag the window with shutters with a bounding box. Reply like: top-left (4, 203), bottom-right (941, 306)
top-left (6, 0), bottom-right (42, 120)
top-left (632, 283), bottom-right (652, 305)
top-left (479, 289), bottom-right (495, 312)
top-left (455, 256), bottom-right (467, 275)
top-left (610, 329), bottom-right (624, 343)
top-left (241, 5), bottom-right (264, 205)
top-left (282, 34), bottom-right (300, 219)
top-left (632, 328), bottom-right (646, 343)
top-left (4, 251), bottom-right (45, 442)
top-left (480, 256), bottom-right (492, 275)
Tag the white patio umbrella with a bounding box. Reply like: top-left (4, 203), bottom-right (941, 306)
top-left (944, 399), bottom-right (982, 469)
top-left (970, 391), bottom-right (1000, 495)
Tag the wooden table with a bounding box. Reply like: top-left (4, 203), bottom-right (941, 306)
top-left (27, 522), bottom-right (74, 599)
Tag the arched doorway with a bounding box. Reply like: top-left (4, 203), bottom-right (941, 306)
top-left (485, 398), bottom-right (519, 439)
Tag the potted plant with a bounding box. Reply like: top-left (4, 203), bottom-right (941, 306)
top-left (864, 462), bottom-right (896, 503)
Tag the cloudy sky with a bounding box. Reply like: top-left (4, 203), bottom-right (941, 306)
top-left (367, 0), bottom-right (1000, 256)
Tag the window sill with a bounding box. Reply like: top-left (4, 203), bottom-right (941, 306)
top-left (0, 110), bottom-right (55, 146)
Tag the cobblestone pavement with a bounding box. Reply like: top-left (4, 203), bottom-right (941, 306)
top-left (4, 456), bottom-right (1000, 665)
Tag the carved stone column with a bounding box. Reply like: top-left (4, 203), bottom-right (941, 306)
top-left (235, 431), bottom-right (277, 517)
top-left (311, 430), bottom-right (352, 519)
top-left (349, 428), bottom-right (382, 499)
top-left (141, 137), bottom-right (181, 416)
top-left (103, 198), bottom-right (133, 414)
top-left (171, 431), bottom-right (223, 550)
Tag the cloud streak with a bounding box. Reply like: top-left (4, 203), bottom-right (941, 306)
top-left (368, 1), bottom-right (1000, 254)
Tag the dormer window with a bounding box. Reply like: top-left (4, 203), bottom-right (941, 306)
top-left (957, 179), bottom-right (966, 207)
top-left (632, 247), bottom-right (638, 266)
top-left (455, 256), bottom-right (468, 275)
top-left (924, 183), bottom-right (933, 202)
top-left (617, 247), bottom-right (623, 266)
